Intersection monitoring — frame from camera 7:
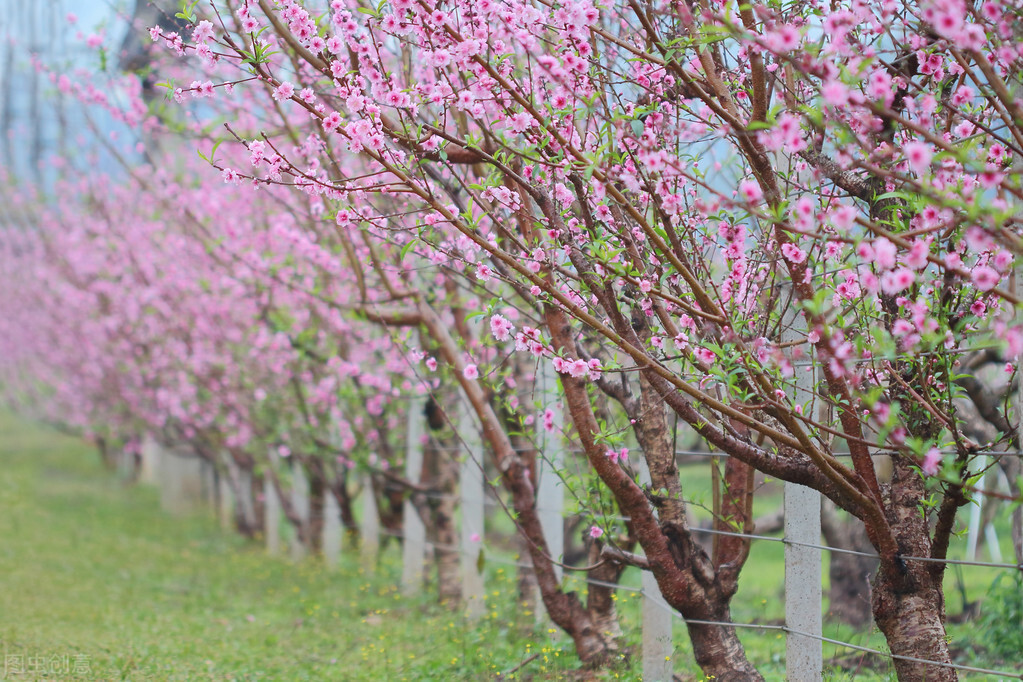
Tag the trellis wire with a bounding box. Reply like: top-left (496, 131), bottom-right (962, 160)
top-left (409, 486), bottom-right (1021, 570)
top-left (370, 519), bottom-right (1023, 679)
top-left (420, 446), bottom-right (1023, 457)
top-left (164, 393), bottom-right (1020, 680)
top-left (154, 437), bottom-right (1017, 679)
top-left (641, 597), bottom-right (1023, 680)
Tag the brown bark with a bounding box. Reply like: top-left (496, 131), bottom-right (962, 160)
top-left (251, 471), bottom-right (266, 538)
top-left (223, 454), bottom-right (259, 538)
top-left (371, 473), bottom-right (404, 546)
top-left (872, 457), bottom-right (956, 682)
top-left (419, 300), bottom-right (617, 665)
top-left (585, 540), bottom-right (625, 643)
top-left (307, 459), bottom-right (325, 553)
top-left (329, 466), bottom-right (359, 541)
top-left (548, 305), bottom-right (762, 679)
top-left (419, 406), bottom-right (460, 604)
top-left (267, 465), bottom-right (309, 547)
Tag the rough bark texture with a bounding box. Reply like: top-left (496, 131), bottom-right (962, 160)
top-left (373, 473), bottom-right (404, 548)
top-left (872, 457), bottom-right (956, 682)
top-left (419, 409), bottom-right (460, 604)
top-left (421, 300), bottom-right (617, 666)
top-left (307, 462), bottom-right (325, 553)
top-left (585, 541), bottom-right (625, 643)
top-left (547, 305), bottom-right (762, 679)
top-left (330, 467), bottom-right (359, 541)
top-left (226, 457), bottom-right (259, 538)
top-left (251, 471), bottom-right (266, 538)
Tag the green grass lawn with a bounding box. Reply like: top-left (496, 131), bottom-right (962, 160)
top-left (0, 415), bottom-right (593, 681)
top-left (0, 414), bottom-right (1018, 681)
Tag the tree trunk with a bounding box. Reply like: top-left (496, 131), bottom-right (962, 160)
top-left (544, 302), bottom-right (760, 677)
top-left (332, 467), bottom-right (359, 542)
top-left (685, 617), bottom-right (761, 681)
top-left (420, 300), bottom-right (618, 666)
top-left (308, 463), bottom-right (325, 553)
top-left (585, 541), bottom-right (624, 643)
top-left (412, 397), bottom-right (461, 604)
top-left (433, 496), bottom-right (461, 603)
top-left (872, 458), bottom-right (956, 681)
top-left (872, 573), bottom-right (955, 681)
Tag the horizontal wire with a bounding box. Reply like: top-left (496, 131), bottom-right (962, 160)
top-left (351, 524), bottom-right (1023, 677)
top-left (643, 598), bottom-right (1023, 679)
top-left (784, 625), bottom-right (1023, 679)
top-left (415, 446), bottom-right (1023, 457)
top-left (374, 520), bottom-right (1022, 573)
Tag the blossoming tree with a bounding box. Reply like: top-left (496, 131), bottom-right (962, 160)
top-left (3, 0), bottom-right (1023, 678)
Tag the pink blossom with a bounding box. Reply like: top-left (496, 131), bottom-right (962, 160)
top-left (326, 35), bottom-right (345, 54)
top-left (821, 80), bottom-right (850, 106)
top-left (781, 242), bottom-right (807, 264)
top-left (588, 526), bottom-right (603, 539)
top-left (738, 180), bottom-right (763, 203)
top-left (192, 20), bottom-right (215, 44)
top-left (921, 448), bottom-right (942, 477)
top-left (322, 111), bottom-right (343, 132)
top-left (543, 408), bottom-right (556, 433)
top-left (490, 314), bottom-right (515, 342)
top-left (903, 141), bottom-right (933, 175)
top-left (828, 205), bottom-right (858, 231)
top-left (695, 347), bottom-right (716, 364)
top-left (971, 265), bottom-right (999, 292)
top-left (272, 82), bottom-right (295, 102)
top-left (463, 364), bottom-right (479, 380)
top-left (880, 268), bottom-right (915, 295)
top-left (873, 238), bottom-right (897, 270)
top-left (568, 359), bottom-right (588, 378)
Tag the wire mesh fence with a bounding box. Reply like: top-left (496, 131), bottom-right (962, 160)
top-left (140, 411), bottom-right (1023, 680)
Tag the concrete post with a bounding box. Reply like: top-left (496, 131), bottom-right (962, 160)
top-left (402, 397), bottom-right (427, 595)
top-left (360, 472), bottom-right (380, 573)
top-left (458, 391), bottom-right (486, 620)
top-left (323, 490), bottom-right (342, 568)
top-left (290, 461), bottom-right (310, 561)
top-left (264, 475), bottom-right (282, 556)
top-left (783, 293), bottom-right (823, 681)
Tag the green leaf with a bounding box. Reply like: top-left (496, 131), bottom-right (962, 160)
top-left (475, 548), bottom-right (486, 574)
top-left (399, 237), bottom-right (419, 262)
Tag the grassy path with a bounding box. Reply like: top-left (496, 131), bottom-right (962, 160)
top-left (0, 416), bottom-right (587, 681)
top-left (2, 415), bottom-right (1017, 680)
